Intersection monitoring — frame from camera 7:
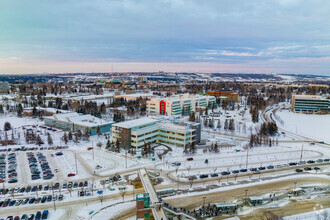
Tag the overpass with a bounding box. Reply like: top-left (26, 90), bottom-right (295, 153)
top-left (139, 168), bottom-right (167, 220)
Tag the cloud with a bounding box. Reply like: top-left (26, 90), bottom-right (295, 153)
top-left (0, 0), bottom-right (330, 74)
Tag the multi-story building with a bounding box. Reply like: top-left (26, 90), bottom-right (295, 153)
top-left (112, 117), bottom-right (201, 149)
top-left (44, 112), bottom-right (115, 135)
top-left (147, 93), bottom-right (216, 116)
top-left (206, 90), bottom-right (240, 102)
top-left (291, 95), bottom-right (329, 114)
top-left (0, 81), bottom-right (10, 93)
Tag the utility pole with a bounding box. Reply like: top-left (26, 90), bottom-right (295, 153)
top-left (125, 148), bottom-right (127, 168)
top-left (300, 144), bottom-right (304, 161)
top-left (51, 183), bottom-right (56, 211)
top-left (246, 146), bottom-right (249, 168)
top-left (92, 139), bottom-right (94, 160)
top-left (202, 196), bottom-right (207, 207)
top-left (245, 189), bottom-right (248, 205)
top-left (75, 153), bottom-right (78, 175)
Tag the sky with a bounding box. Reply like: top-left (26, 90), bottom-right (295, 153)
top-left (0, 0), bottom-right (330, 75)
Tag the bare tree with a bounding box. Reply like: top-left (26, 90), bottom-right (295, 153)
top-left (186, 165), bottom-right (191, 174)
top-left (217, 176), bottom-right (223, 186)
top-left (188, 177), bottom-right (194, 188)
top-left (119, 187), bottom-right (126, 201)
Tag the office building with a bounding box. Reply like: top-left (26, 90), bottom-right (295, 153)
top-left (112, 117), bottom-right (201, 149)
top-left (147, 93), bottom-right (216, 116)
top-left (44, 112), bottom-right (115, 135)
top-left (291, 95), bottom-right (329, 114)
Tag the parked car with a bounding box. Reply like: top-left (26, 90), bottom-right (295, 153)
top-left (171, 162), bottom-right (181, 166)
top-left (295, 169), bottom-right (303, 172)
top-left (304, 167), bottom-right (312, 171)
top-left (199, 174), bottom-right (208, 179)
top-left (68, 173), bottom-right (76, 177)
top-left (42, 210), bottom-right (49, 220)
top-left (186, 157), bottom-right (193, 161)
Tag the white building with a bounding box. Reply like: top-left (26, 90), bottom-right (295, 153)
top-left (112, 117), bottom-right (201, 149)
top-left (44, 112), bottom-right (115, 135)
top-left (147, 93), bottom-right (216, 116)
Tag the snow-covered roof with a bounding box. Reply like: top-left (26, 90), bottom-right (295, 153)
top-left (47, 112), bottom-right (114, 127)
top-left (114, 117), bottom-right (159, 129)
top-left (215, 203), bottom-right (236, 207)
top-left (293, 95), bottom-right (328, 100)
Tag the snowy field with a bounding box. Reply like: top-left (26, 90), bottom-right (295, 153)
top-left (275, 110), bottom-right (330, 143)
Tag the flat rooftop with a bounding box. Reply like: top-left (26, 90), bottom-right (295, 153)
top-left (114, 117), bottom-right (159, 129)
top-left (293, 95), bottom-right (328, 100)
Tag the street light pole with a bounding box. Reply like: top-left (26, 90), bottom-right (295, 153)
top-left (245, 189), bottom-right (248, 206)
top-left (202, 196), bottom-right (207, 207)
top-left (75, 153), bottom-right (78, 175)
top-left (300, 145), bottom-right (304, 161)
top-left (246, 146), bottom-right (249, 169)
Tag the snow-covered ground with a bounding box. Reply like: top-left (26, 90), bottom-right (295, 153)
top-left (275, 109), bottom-right (330, 143)
top-left (283, 208), bottom-right (330, 220)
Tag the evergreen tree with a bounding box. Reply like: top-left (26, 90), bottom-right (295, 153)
top-left (63, 132), bottom-right (68, 145)
top-left (224, 119), bottom-right (229, 130)
top-left (115, 138), bottom-right (120, 152)
top-left (189, 142), bottom-right (196, 154)
top-left (84, 129), bottom-right (90, 141)
top-left (214, 142), bottom-right (219, 153)
top-left (68, 131), bottom-right (73, 141)
top-left (260, 122), bottom-right (268, 135)
top-left (17, 104), bottom-right (23, 118)
top-left (229, 119), bottom-right (235, 131)
top-left (36, 135), bottom-right (44, 146)
top-left (74, 132), bottom-right (79, 143)
top-left (32, 106), bottom-right (37, 118)
top-left (47, 133), bottom-right (53, 145)
top-left (96, 126), bottom-right (102, 136)
top-left (4, 122), bottom-right (11, 131)
top-left (217, 120), bottom-right (221, 130)
top-left (106, 139), bottom-right (111, 151)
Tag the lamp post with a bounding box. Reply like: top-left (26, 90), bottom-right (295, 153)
top-left (245, 189), bottom-right (248, 206)
top-left (202, 196), bottom-right (207, 207)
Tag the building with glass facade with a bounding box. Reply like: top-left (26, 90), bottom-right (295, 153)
top-left (147, 93), bottom-right (216, 116)
top-left (112, 117), bottom-right (201, 149)
top-left (44, 112), bottom-right (115, 135)
top-left (291, 95), bottom-right (329, 114)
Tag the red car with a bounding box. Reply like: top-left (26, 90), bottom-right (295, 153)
top-left (67, 173), bottom-right (76, 177)
top-left (187, 157), bottom-right (194, 161)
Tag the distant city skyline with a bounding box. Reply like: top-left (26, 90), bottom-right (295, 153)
top-left (1, 0), bottom-right (330, 76)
